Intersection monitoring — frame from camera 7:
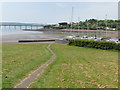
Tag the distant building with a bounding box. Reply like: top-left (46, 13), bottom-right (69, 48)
top-left (106, 27), bottom-right (110, 30)
top-left (59, 22), bottom-right (68, 26)
top-left (110, 28), bottom-right (116, 31)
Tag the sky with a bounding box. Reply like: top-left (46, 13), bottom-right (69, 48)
top-left (0, 2), bottom-right (119, 24)
top-left (0, 0), bottom-right (119, 2)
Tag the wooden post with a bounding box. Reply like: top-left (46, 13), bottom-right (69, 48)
top-left (14, 25), bottom-right (16, 29)
top-left (9, 25), bottom-right (11, 29)
top-left (20, 25), bottom-right (22, 30)
top-left (25, 25), bottom-right (27, 30)
top-left (37, 26), bottom-right (38, 29)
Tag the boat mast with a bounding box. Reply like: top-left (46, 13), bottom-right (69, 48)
top-left (105, 14), bottom-right (108, 37)
top-left (71, 7), bottom-right (74, 35)
top-left (97, 17), bottom-right (99, 38)
top-left (78, 17), bottom-right (80, 35)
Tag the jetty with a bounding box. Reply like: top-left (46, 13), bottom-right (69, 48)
top-left (18, 38), bottom-right (57, 43)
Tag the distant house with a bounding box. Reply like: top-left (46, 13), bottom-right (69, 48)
top-left (58, 22), bottom-right (68, 26)
top-left (111, 28), bottom-right (116, 30)
top-left (106, 27), bottom-right (110, 30)
top-left (107, 27), bottom-right (116, 30)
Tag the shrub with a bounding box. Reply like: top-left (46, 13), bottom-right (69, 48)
top-left (68, 39), bottom-right (119, 50)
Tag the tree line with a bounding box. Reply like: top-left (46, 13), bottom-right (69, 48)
top-left (44, 19), bottom-right (120, 31)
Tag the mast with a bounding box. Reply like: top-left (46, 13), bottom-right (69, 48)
top-left (97, 17), bottom-right (99, 38)
top-left (86, 19), bottom-right (89, 36)
top-left (78, 17), bottom-right (80, 35)
top-left (105, 14), bottom-right (108, 37)
top-left (71, 7), bottom-right (74, 35)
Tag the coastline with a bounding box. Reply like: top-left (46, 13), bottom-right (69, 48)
top-left (2, 28), bottom-right (118, 45)
top-left (2, 30), bottom-right (66, 45)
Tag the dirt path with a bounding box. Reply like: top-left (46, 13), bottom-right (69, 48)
top-left (14, 43), bottom-right (56, 88)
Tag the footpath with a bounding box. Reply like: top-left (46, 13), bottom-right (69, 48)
top-left (14, 44), bottom-right (56, 88)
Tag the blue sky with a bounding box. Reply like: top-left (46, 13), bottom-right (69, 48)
top-left (1, 2), bottom-right (118, 24)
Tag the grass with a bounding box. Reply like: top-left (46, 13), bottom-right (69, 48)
top-left (30, 43), bottom-right (118, 88)
top-left (2, 44), bottom-right (52, 88)
top-left (0, 45), bottom-right (2, 89)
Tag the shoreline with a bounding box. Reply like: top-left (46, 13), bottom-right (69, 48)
top-left (2, 30), bottom-right (65, 45)
top-left (2, 29), bottom-right (118, 45)
top-left (24, 28), bottom-right (118, 33)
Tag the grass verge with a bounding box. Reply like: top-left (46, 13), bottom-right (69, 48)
top-left (30, 43), bottom-right (118, 88)
top-left (2, 44), bottom-right (52, 88)
top-left (0, 45), bottom-right (2, 89)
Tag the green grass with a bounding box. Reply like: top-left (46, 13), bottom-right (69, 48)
top-left (2, 44), bottom-right (52, 88)
top-left (0, 45), bottom-right (2, 89)
top-left (30, 43), bottom-right (118, 88)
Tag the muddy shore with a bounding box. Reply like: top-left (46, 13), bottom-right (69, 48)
top-left (1, 31), bottom-right (68, 45)
top-left (1, 29), bottom-right (118, 45)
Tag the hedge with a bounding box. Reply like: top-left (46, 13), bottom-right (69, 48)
top-left (68, 39), bottom-right (120, 50)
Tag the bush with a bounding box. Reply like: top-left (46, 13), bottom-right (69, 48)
top-left (68, 39), bottom-right (120, 50)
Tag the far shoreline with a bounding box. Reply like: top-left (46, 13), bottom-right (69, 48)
top-left (23, 28), bottom-right (118, 38)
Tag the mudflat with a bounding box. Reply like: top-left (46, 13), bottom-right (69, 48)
top-left (1, 31), bottom-right (65, 45)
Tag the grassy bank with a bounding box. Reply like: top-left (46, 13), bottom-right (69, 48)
top-left (30, 43), bottom-right (118, 88)
top-left (0, 45), bottom-right (2, 89)
top-left (2, 44), bottom-right (52, 88)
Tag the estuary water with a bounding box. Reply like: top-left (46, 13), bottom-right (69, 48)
top-left (1, 26), bottom-right (43, 35)
top-left (1, 26), bottom-right (52, 44)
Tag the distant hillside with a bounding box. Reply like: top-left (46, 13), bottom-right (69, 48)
top-left (44, 19), bottom-right (120, 31)
top-left (0, 22), bottom-right (43, 26)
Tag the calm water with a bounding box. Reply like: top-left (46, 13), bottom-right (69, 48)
top-left (1, 26), bottom-right (49, 44)
top-left (1, 26), bottom-right (43, 35)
